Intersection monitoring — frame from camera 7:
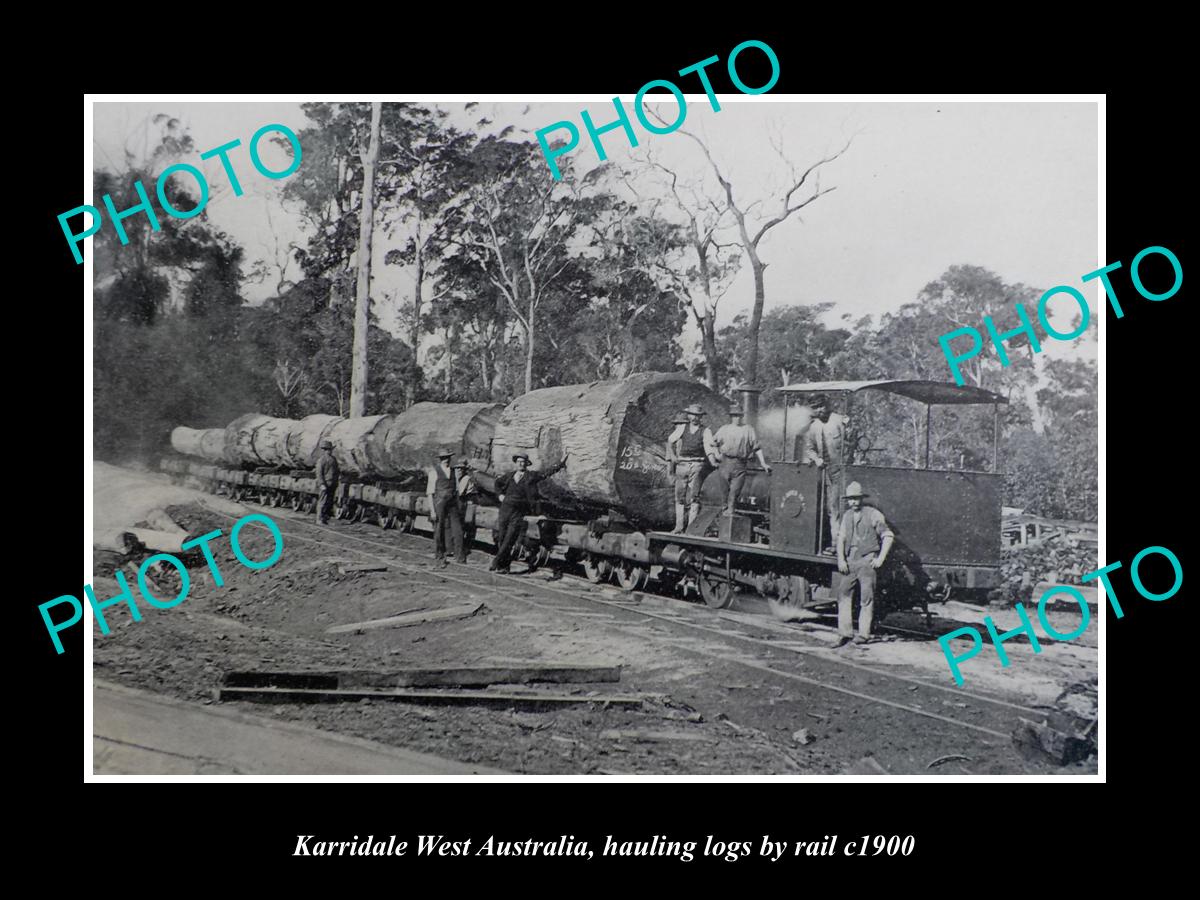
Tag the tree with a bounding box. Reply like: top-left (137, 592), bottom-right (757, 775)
top-left (349, 101), bottom-right (382, 417)
top-left (671, 120), bottom-right (852, 402)
top-left (830, 266), bottom-right (1040, 470)
top-left (717, 302), bottom-right (849, 394)
top-left (92, 115), bottom-right (268, 461)
top-left (623, 156), bottom-right (741, 390)
top-left (450, 137), bottom-right (615, 394)
top-left (381, 108), bottom-right (475, 407)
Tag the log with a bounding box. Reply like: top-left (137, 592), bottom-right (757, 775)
top-left (325, 600), bottom-right (484, 633)
top-left (222, 664), bottom-right (621, 689)
top-left (382, 401), bottom-right (502, 473)
top-left (489, 373), bottom-right (729, 527)
top-left (325, 414), bottom-right (394, 477)
top-left (216, 686), bottom-right (646, 708)
top-left (250, 416), bottom-right (300, 467)
top-left (170, 426), bottom-right (228, 463)
top-left (285, 414), bottom-right (341, 468)
top-left (223, 413), bottom-right (274, 466)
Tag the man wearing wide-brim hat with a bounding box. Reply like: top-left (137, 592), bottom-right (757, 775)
top-left (712, 403), bottom-right (772, 515)
top-left (834, 481), bottom-right (895, 647)
top-left (667, 403), bottom-right (720, 533)
top-left (426, 448), bottom-right (468, 568)
top-left (489, 450), bottom-right (569, 574)
top-left (315, 439), bottom-right (339, 525)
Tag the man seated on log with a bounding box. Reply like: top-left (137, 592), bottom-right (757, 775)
top-left (713, 404), bottom-right (771, 515)
top-left (427, 448), bottom-right (467, 568)
top-left (489, 452), bottom-right (568, 574)
top-left (667, 404), bottom-right (719, 534)
top-left (315, 440), bottom-right (339, 525)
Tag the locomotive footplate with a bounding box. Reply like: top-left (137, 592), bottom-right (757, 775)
top-left (644, 531), bottom-right (835, 567)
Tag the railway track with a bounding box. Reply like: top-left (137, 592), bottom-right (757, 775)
top-left (206, 502), bottom-right (1052, 758)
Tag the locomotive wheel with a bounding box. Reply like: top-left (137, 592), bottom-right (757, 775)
top-left (582, 554), bottom-right (612, 584)
top-left (615, 562), bottom-right (648, 593)
top-left (699, 572), bottom-right (735, 609)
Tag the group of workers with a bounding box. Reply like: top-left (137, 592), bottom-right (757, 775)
top-left (310, 389), bottom-right (892, 645)
top-left (314, 438), bottom-right (567, 574)
top-left (666, 393), bottom-right (893, 646)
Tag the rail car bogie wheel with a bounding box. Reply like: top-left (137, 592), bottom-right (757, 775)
top-left (270, 492), bottom-right (282, 508)
top-left (582, 554), bottom-right (612, 584)
top-left (699, 573), bottom-right (735, 609)
top-left (615, 562), bottom-right (648, 592)
top-left (382, 511), bottom-right (397, 530)
top-left (398, 514), bottom-right (413, 533)
top-left (290, 493), bottom-right (304, 511)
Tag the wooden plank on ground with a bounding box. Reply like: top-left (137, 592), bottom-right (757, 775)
top-left (599, 730), bottom-right (716, 743)
top-left (326, 600), bottom-right (483, 634)
top-left (338, 563), bottom-right (389, 575)
top-left (217, 685), bottom-right (645, 708)
top-left (223, 664), bottom-right (622, 690)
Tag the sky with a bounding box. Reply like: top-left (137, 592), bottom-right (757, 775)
top-left (92, 98), bottom-right (1098, 362)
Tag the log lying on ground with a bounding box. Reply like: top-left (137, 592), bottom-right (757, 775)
top-left (223, 664), bottom-right (621, 690)
top-left (489, 373), bottom-right (729, 527)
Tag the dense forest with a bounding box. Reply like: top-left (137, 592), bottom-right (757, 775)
top-left (91, 105), bottom-right (1098, 522)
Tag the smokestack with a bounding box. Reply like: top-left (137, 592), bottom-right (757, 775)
top-left (733, 384), bottom-right (763, 427)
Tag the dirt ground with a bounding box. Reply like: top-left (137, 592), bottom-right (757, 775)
top-left (90, 465), bottom-right (1099, 775)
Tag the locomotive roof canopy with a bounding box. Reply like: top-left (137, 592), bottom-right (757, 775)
top-left (777, 379), bottom-right (1009, 406)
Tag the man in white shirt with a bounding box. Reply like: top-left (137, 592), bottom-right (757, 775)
top-left (713, 404), bottom-right (772, 514)
top-left (802, 393), bottom-right (850, 547)
top-left (667, 403), bottom-right (719, 533)
top-left (426, 448), bottom-right (467, 568)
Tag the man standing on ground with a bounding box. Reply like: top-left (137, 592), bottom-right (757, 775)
top-left (667, 404), bottom-right (719, 533)
top-left (315, 440), bottom-right (339, 525)
top-left (803, 393), bottom-right (850, 547)
top-left (427, 448), bottom-right (467, 568)
top-left (713, 404), bottom-right (771, 515)
top-left (834, 481), bottom-right (894, 647)
top-left (490, 452), bottom-right (569, 574)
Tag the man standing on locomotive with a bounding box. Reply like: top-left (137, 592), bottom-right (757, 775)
top-left (713, 404), bottom-right (771, 515)
top-left (834, 481), bottom-right (894, 647)
top-left (802, 393), bottom-right (850, 548)
top-left (667, 404), bottom-right (719, 533)
top-left (489, 452), bottom-right (569, 574)
top-left (315, 439), bottom-right (339, 525)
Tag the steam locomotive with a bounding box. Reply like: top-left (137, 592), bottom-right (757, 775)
top-left (162, 373), bottom-right (1007, 621)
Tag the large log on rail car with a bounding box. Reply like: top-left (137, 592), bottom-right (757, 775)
top-left (170, 426), bottom-right (229, 463)
top-left (383, 401), bottom-right (503, 473)
top-left (489, 374), bottom-right (729, 528)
